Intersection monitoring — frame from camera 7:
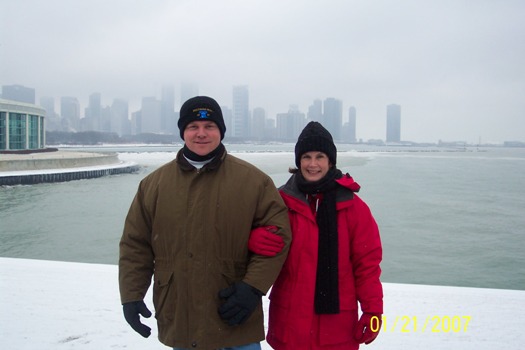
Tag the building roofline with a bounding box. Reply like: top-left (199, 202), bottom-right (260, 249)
top-left (0, 98), bottom-right (46, 116)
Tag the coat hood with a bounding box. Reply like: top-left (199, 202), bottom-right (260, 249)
top-left (336, 173), bottom-right (361, 193)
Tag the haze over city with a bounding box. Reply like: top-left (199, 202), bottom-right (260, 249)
top-left (1, 0), bottom-right (524, 144)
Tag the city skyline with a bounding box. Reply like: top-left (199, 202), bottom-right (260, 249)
top-left (2, 83), bottom-right (391, 143)
top-left (2, 82), bottom-right (523, 145)
top-left (2, 1), bottom-right (524, 144)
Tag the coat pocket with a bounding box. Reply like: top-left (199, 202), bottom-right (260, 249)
top-left (153, 270), bottom-right (174, 321)
top-left (219, 260), bottom-right (247, 286)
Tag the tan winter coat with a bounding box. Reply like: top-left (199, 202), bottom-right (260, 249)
top-left (119, 147), bottom-right (291, 349)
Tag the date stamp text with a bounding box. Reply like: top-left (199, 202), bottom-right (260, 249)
top-left (370, 315), bottom-right (471, 333)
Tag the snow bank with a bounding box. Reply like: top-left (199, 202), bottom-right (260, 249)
top-left (0, 257), bottom-right (523, 349)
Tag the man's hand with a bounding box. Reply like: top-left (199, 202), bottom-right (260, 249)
top-left (354, 313), bottom-right (382, 344)
top-left (248, 225), bottom-right (284, 257)
top-left (218, 281), bottom-right (263, 326)
top-left (123, 300), bottom-right (152, 338)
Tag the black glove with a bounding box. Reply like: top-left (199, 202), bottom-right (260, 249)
top-left (123, 300), bottom-right (152, 338)
top-left (218, 281), bottom-right (263, 326)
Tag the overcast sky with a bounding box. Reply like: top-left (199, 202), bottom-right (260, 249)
top-left (1, 0), bottom-right (524, 143)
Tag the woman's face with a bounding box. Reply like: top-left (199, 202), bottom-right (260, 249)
top-left (300, 151), bottom-right (331, 182)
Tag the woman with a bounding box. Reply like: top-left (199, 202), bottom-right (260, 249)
top-left (250, 121), bottom-right (383, 349)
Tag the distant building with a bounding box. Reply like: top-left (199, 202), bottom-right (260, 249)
top-left (131, 110), bottom-right (142, 135)
top-left (60, 96), bottom-right (81, 131)
top-left (323, 98), bottom-right (343, 141)
top-left (140, 97), bottom-right (162, 134)
top-left (180, 82), bottom-right (199, 106)
top-left (1, 85), bottom-right (36, 104)
top-left (265, 118), bottom-right (276, 140)
top-left (83, 92), bottom-right (102, 132)
top-left (0, 99), bottom-right (46, 150)
top-left (307, 99), bottom-right (323, 123)
top-left (232, 85), bottom-right (250, 139)
top-left (276, 105), bottom-right (306, 141)
top-left (386, 104), bottom-right (401, 143)
top-left (251, 107), bottom-right (266, 141)
top-left (344, 106), bottom-right (357, 143)
top-left (40, 96), bottom-right (61, 131)
top-left (110, 99), bottom-right (130, 136)
top-left (503, 141), bottom-right (525, 148)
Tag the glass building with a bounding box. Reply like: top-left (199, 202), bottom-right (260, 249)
top-left (0, 99), bottom-right (46, 151)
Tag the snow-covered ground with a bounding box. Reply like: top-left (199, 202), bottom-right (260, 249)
top-left (1, 257), bottom-right (523, 349)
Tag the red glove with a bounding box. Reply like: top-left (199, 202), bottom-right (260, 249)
top-left (248, 226), bottom-right (284, 257)
top-left (354, 313), bottom-right (382, 345)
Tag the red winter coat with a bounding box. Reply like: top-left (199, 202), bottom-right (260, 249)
top-left (267, 173), bottom-right (383, 350)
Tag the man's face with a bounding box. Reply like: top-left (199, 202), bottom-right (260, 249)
top-left (183, 120), bottom-right (221, 156)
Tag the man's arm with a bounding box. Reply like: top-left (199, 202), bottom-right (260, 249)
top-left (118, 182), bottom-right (155, 304)
top-left (248, 225), bottom-right (285, 256)
top-left (242, 178), bottom-right (291, 294)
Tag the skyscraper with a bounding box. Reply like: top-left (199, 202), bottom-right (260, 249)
top-left (323, 98), bottom-right (343, 141)
top-left (1, 84), bottom-right (35, 104)
top-left (232, 85), bottom-right (250, 139)
top-left (180, 82), bottom-right (199, 105)
top-left (60, 96), bottom-right (80, 131)
top-left (140, 97), bottom-right (162, 134)
top-left (84, 92), bottom-right (102, 131)
top-left (110, 98), bottom-right (129, 136)
top-left (251, 107), bottom-right (266, 141)
top-left (40, 96), bottom-right (61, 131)
top-left (346, 106), bottom-right (357, 143)
top-left (386, 104), bottom-right (401, 143)
top-left (307, 99), bottom-right (323, 122)
top-left (276, 105), bottom-right (306, 141)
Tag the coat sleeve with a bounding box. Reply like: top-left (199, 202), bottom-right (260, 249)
top-left (242, 176), bottom-right (292, 294)
top-left (118, 180), bottom-right (155, 304)
top-left (350, 195), bottom-right (384, 314)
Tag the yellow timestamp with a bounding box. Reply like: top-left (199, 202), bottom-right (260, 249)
top-left (370, 315), bottom-right (472, 333)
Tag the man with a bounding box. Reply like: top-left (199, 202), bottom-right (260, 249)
top-left (119, 96), bottom-right (291, 349)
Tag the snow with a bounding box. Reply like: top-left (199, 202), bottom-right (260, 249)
top-left (1, 257), bottom-right (523, 349)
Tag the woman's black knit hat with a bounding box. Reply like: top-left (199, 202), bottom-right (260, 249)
top-left (178, 96), bottom-right (226, 140)
top-left (295, 121), bottom-right (337, 168)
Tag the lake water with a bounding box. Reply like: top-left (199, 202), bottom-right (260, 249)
top-left (1, 144), bottom-right (524, 291)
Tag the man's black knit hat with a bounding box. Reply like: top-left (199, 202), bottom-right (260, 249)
top-left (178, 96), bottom-right (226, 140)
top-left (295, 121), bottom-right (337, 168)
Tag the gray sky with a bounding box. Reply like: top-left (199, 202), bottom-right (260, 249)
top-left (1, 0), bottom-right (524, 143)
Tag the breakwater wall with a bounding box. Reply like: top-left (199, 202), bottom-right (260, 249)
top-left (0, 151), bottom-right (140, 186)
top-left (0, 163), bottom-right (140, 186)
top-left (0, 152), bottom-right (121, 171)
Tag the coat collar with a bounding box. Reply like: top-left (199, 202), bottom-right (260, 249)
top-left (280, 172), bottom-right (360, 210)
top-left (176, 144), bottom-right (227, 172)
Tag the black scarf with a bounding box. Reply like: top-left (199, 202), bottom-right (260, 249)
top-left (182, 143), bottom-right (223, 162)
top-left (296, 167), bottom-right (342, 314)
